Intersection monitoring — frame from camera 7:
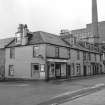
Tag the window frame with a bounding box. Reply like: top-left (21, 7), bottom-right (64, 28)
top-left (10, 47), bottom-right (15, 59)
top-left (77, 50), bottom-right (80, 60)
top-left (100, 54), bottom-right (102, 61)
top-left (94, 54), bottom-right (97, 61)
top-left (31, 63), bottom-right (40, 77)
top-left (68, 49), bottom-right (71, 59)
top-left (55, 46), bottom-right (59, 58)
top-left (88, 52), bottom-right (91, 61)
top-left (76, 63), bottom-right (81, 75)
top-left (33, 45), bottom-right (39, 57)
top-left (8, 65), bottom-right (14, 76)
top-left (83, 52), bottom-right (86, 60)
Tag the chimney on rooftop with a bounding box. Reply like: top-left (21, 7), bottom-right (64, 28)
top-left (15, 24), bottom-right (29, 45)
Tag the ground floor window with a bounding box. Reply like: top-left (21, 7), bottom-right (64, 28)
top-left (31, 64), bottom-right (39, 74)
top-left (76, 63), bottom-right (81, 76)
top-left (9, 65), bottom-right (14, 76)
top-left (71, 63), bottom-right (75, 76)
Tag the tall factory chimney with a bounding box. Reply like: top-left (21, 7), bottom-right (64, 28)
top-left (92, 0), bottom-right (99, 44)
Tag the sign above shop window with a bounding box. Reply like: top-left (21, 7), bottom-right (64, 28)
top-left (47, 59), bottom-right (67, 63)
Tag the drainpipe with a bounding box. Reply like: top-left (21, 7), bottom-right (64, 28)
top-left (45, 44), bottom-right (49, 81)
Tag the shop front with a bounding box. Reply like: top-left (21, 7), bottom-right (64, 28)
top-left (47, 59), bottom-right (67, 80)
top-left (91, 62), bottom-right (101, 75)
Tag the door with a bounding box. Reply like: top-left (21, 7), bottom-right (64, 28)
top-left (49, 63), bottom-right (55, 78)
top-left (84, 65), bottom-right (87, 76)
top-left (31, 64), bottom-right (40, 79)
top-left (67, 65), bottom-right (71, 78)
top-left (55, 63), bottom-right (61, 79)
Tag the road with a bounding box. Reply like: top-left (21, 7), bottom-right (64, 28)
top-left (0, 75), bottom-right (105, 105)
top-left (61, 88), bottom-right (105, 105)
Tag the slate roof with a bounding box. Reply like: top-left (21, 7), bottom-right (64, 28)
top-left (0, 37), bottom-right (14, 48)
top-left (6, 31), bottom-right (69, 47)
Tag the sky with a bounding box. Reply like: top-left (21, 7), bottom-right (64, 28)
top-left (0, 0), bottom-right (105, 38)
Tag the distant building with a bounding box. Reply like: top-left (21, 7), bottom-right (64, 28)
top-left (71, 21), bottom-right (105, 43)
top-left (71, 0), bottom-right (105, 44)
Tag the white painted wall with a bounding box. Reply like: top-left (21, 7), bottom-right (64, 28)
top-left (5, 44), bottom-right (46, 79)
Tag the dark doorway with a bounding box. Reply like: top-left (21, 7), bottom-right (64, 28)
top-left (84, 65), bottom-right (87, 76)
top-left (55, 63), bottom-right (61, 79)
top-left (93, 65), bottom-right (96, 75)
top-left (67, 65), bottom-right (71, 78)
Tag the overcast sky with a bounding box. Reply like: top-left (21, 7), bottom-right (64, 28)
top-left (0, 0), bottom-right (104, 38)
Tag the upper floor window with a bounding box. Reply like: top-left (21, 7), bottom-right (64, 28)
top-left (77, 50), bottom-right (80, 60)
top-left (33, 45), bottom-right (39, 57)
top-left (94, 54), bottom-right (97, 61)
top-left (68, 49), bottom-right (71, 59)
top-left (55, 47), bottom-right (59, 57)
top-left (100, 54), bottom-right (102, 61)
top-left (83, 52), bottom-right (86, 60)
top-left (10, 47), bottom-right (15, 59)
top-left (88, 53), bottom-right (91, 61)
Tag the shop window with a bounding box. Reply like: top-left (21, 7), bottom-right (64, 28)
top-left (8, 65), bottom-right (14, 76)
top-left (10, 47), bottom-right (15, 59)
top-left (33, 45), bottom-right (39, 57)
top-left (49, 63), bottom-right (55, 77)
top-left (55, 47), bottom-right (59, 57)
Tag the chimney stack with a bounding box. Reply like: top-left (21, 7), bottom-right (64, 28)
top-left (15, 24), bottom-right (29, 45)
top-left (92, 0), bottom-right (99, 44)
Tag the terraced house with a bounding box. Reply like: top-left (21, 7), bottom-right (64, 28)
top-left (4, 24), bottom-right (105, 80)
top-left (60, 31), bottom-right (104, 77)
top-left (0, 38), bottom-right (14, 79)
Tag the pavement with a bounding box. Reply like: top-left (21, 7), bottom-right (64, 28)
top-left (61, 88), bottom-right (105, 105)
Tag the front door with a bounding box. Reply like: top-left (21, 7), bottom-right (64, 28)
top-left (67, 65), bottom-right (71, 78)
top-left (55, 63), bottom-right (61, 79)
top-left (31, 64), bottom-right (40, 79)
top-left (84, 65), bottom-right (87, 76)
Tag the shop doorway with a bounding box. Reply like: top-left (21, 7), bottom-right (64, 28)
top-left (55, 63), bottom-right (61, 79)
top-left (67, 65), bottom-right (71, 78)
